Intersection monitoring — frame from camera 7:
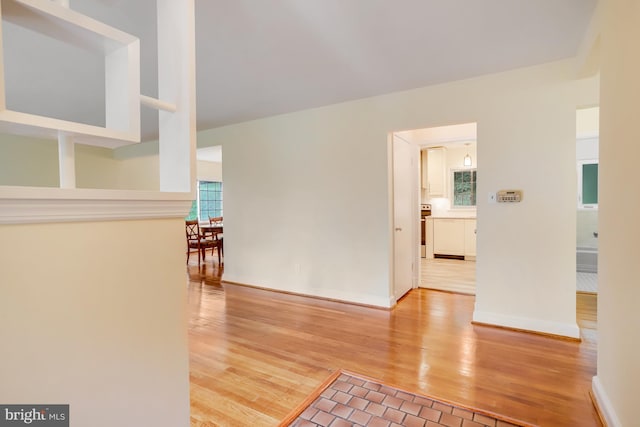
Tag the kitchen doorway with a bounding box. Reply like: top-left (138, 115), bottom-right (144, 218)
top-left (394, 122), bottom-right (478, 295)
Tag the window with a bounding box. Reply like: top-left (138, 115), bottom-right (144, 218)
top-left (452, 169), bottom-right (477, 207)
top-left (578, 161), bottom-right (598, 208)
top-left (198, 181), bottom-right (223, 219)
top-left (185, 181), bottom-right (223, 220)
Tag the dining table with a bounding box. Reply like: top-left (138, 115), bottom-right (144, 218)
top-left (200, 223), bottom-right (223, 236)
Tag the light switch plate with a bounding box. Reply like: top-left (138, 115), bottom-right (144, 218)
top-left (488, 192), bottom-right (496, 203)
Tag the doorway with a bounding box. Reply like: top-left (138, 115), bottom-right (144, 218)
top-left (393, 122), bottom-right (478, 296)
top-left (576, 107), bottom-right (599, 294)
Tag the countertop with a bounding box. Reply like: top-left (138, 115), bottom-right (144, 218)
top-left (427, 216), bottom-right (476, 220)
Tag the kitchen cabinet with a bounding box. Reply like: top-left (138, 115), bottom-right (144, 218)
top-left (464, 219), bottom-right (477, 257)
top-left (420, 150), bottom-right (428, 189)
top-left (433, 218), bottom-right (476, 258)
top-left (426, 147), bottom-right (446, 197)
top-left (433, 218), bottom-right (465, 256)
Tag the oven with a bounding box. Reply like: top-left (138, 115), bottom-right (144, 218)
top-left (420, 204), bottom-right (431, 258)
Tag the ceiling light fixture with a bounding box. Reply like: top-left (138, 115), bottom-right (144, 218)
top-left (463, 143), bottom-right (472, 167)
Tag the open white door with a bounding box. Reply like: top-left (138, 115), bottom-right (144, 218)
top-left (392, 135), bottom-right (418, 300)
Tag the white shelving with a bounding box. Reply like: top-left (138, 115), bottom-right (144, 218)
top-left (0, 0), bottom-right (141, 147)
top-left (0, 0), bottom-right (197, 223)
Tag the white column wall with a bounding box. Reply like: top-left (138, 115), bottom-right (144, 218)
top-left (592, 1), bottom-right (640, 426)
top-left (0, 219), bottom-right (190, 427)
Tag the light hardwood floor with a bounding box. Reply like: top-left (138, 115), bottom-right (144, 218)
top-left (187, 261), bottom-right (600, 427)
top-left (420, 257), bottom-right (476, 294)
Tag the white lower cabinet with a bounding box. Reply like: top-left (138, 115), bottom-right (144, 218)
top-left (433, 219), bottom-right (465, 256)
top-left (433, 218), bottom-right (476, 258)
top-left (464, 219), bottom-right (477, 257)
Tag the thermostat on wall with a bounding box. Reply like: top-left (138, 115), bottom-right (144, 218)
top-left (497, 190), bottom-right (522, 203)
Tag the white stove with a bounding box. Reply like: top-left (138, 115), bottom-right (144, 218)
top-left (420, 204), bottom-right (431, 257)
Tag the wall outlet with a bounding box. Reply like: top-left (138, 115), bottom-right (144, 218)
top-left (488, 192), bottom-right (496, 203)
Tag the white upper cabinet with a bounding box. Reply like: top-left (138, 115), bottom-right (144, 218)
top-left (426, 147), bottom-right (446, 197)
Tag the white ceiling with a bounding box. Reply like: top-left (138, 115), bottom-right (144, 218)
top-left (2, 0), bottom-right (597, 142)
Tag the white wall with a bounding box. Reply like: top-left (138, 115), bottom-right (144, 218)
top-left (0, 134), bottom-right (160, 190)
top-left (112, 141), bottom-right (160, 191)
top-left (0, 134), bottom-right (59, 187)
top-left (577, 136), bottom-right (599, 160)
top-left (0, 218), bottom-right (190, 427)
top-left (197, 59), bottom-right (598, 334)
top-left (593, 1), bottom-right (640, 426)
top-left (197, 160), bottom-right (222, 182)
top-left (473, 63), bottom-right (595, 338)
top-left (75, 145), bottom-right (119, 190)
top-left (200, 106), bottom-right (394, 307)
top-left (576, 106), bottom-right (600, 138)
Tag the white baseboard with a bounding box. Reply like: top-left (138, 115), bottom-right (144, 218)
top-left (592, 376), bottom-right (622, 427)
top-left (221, 274), bottom-right (394, 308)
top-left (472, 310), bottom-right (581, 339)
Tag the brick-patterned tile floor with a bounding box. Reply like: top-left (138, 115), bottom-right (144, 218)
top-left (288, 373), bottom-right (530, 427)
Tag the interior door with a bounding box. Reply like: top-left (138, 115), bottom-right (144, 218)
top-left (393, 135), bottom-right (416, 300)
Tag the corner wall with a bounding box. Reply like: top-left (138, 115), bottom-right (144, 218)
top-left (0, 218), bottom-right (190, 427)
top-left (593, 0), bottom-right (640, 425)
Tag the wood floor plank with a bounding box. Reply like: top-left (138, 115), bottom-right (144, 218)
top-left (420, 258), bottom-right (477, 294)
top-left (187, 262), bottom-right (600, 426)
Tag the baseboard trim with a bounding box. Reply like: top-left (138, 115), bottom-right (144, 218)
top-left (221, 279), bottom-right (394, 311)
top-left (589, 390), bottom-right (607, 427)
top-left (591, 376), bottom-right (622, 427)
top-left (472, 310), bottom-right (581, 340)
top-left (420, 286), bottom-right (475, 296)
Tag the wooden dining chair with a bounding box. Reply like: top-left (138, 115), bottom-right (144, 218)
top-left (208, 216), bottom-right (223, 264)
top-left (185, 219), bottom-right (215, 266)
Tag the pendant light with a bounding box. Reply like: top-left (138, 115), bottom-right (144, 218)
top-left (463, 143), bottom-right (472, 167)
